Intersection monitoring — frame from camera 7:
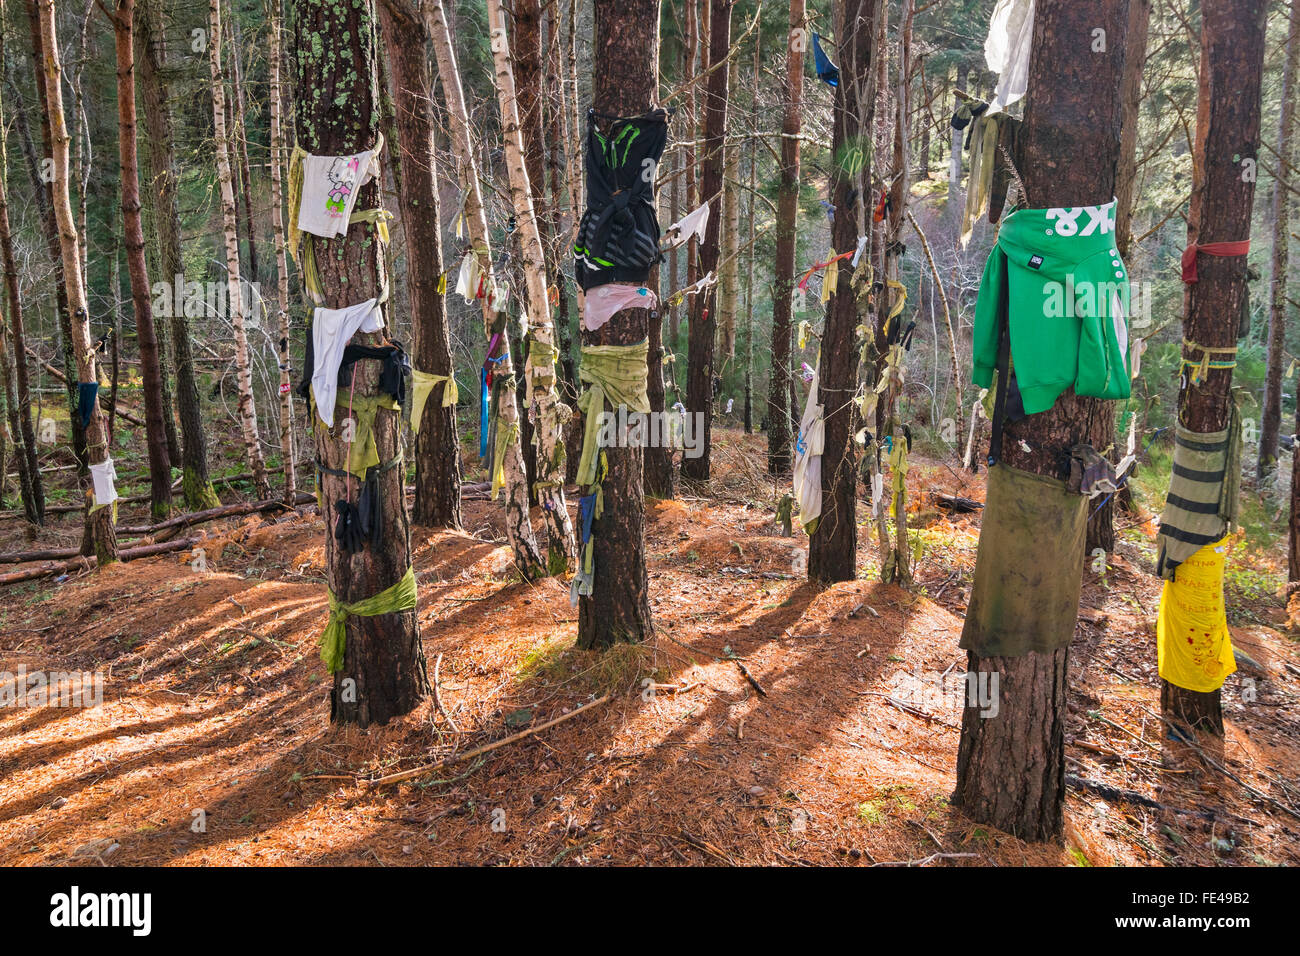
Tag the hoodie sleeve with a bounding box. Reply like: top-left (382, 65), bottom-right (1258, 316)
top-left (971, 244), bottom-right (1007, 389)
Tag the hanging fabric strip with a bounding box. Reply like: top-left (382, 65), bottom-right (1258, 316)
top-left (410, 371), bottom-right (458, 434)
top-left (984, 0), bottom-right (1035, 112)
top-left (1181, 239), bottom-right (1250, 283)
top-left (77, 382), bottom-right (99, 428)
top-left (89, 457), bottom-right (119, 512)
top-left (797, 250), bottom-right (854, 292)
top-left (1155, 410), bottom-right (1242, 580)
top-left (1156, 537), bottom-right (1237, 693)
top-left (812, 33), bottom-right (839, 87)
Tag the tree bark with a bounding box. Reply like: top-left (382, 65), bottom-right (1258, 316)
top-left (953, 0), bottom-right (1130, 843)
top-left (681, 0), bottom-right (732, 483)
top-left (377, 0), bottom-right (461, 530)
top-left (137, 0), bottom-right (219, 510)
top-left (0, 1), bottom-right (43, 525)
top-left (1259, 0), bottom-right (1299, 480)
top-left (427, 0), bottom-right (544, 577)
top-left (576, 0), bottom-right (659, 649)
top-left (268, 0), bottom-right (298, 505)
top-left (1163, 0), bottom-right (1268, 739)
top-left (768, 0), bottom-right (804, 476)
top-left (24, 0), bottom-right (87, 476)
top-left (808, 0), bottom-right (879, 584)
top-left (209, 0), bottom-right (271, 501)
top-left (226, 11), bottom-right (260, 283)
top-left (289, 0), bottom-right (430, 726)
top-left (492, 0), bottom-right (576, 573)
top-left (110, 0), bottom-right (173, 520)
top-left (36, 0), bottom-right (118, 563)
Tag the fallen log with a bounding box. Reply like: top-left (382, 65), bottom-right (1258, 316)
top-left (0, 534), bottom-right (206, 586)
top-left (116, 492), bottom-right (314, 537)
top-left (0, 495), bottom-right (314, 562)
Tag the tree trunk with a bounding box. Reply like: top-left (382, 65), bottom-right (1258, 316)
top-left (808, 0), bottom-right (879, 583)
top-left (682, 0), bottom-right (732, 483)
top-left (209, 0), bottom-right (271, 500)
top-left (377, 0), bottom-right (460, 530)
top-left (24, 0), bottom-right (87, 477)
top-left (576, 0), bottom-right (658, 649)
top-left (948, 62), bottom-right (967, 211)
top-left (718, 53), bottom-right (740, 361)
top-left (427, 0), bottom-right (545, 578)
top-left (137, 0), bottom-right (220, 510)
top-left (1163, 0), bottom-right (1267, 739)
top-left (953, 0), bottom-right (1131, 843)
top-left (36, 0), bottom-right (118, 563)
top-left (0, 2), bottom-right (43, 525)
top-left (493, 0), bottom-right (576, 573)
top-left (111, 0), bottom-right (173, 520)
top-left (227, 11), bottom-right (260, 283)
top-left (289, 0), bottom-right (430, 726)
top-left (267, 0), bottom-right (298, 504)
top-left (1259, 0), bottom-right (1299, 480)
top-left (768, 0), bottom-right (804, 476)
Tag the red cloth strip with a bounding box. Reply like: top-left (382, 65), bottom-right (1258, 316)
top-left (797, 250), bottom-right (855, 291)
top-left (1181, 239), bottom-right (1250, 282)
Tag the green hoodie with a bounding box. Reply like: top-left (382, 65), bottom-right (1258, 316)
top-left (973, 199), bottom-right (1132, 414)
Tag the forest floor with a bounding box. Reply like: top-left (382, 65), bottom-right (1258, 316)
top-left (1, 427), bottom-right (1298, 866)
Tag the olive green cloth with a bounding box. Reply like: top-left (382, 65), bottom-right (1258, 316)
top-left (320, 565), bottom-right (417, 673)
top-left (575, 341), bottom-right (650, 487)
top-left (959, 462), bottom-right (1087, 657)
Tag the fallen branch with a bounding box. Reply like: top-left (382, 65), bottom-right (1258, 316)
top-left (116, 493), bottom-right (313, 537)
top-left (361, 694), bottom-right (612, 788)
top-left (0, 534), bottom-right (206, 586)
top-left (735, 661), bottom-right (768, 697)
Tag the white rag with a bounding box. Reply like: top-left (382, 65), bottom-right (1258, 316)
top-left (90, 458), bottom-right (118, 508)
top-left (792, 369), bottom-right (824, 530)
top-left (663, 202), bottom-right (710, 249)
top-left (310, 298), bottom-right (385, 428)
top-left (985, 0), bottom-right (1035, 113)
top-left (455, 253), bottom-right (482, 304)
top-left (581, 284), bottom-right (658, 332)
top-left (296, 144), bottom-right (381, 239)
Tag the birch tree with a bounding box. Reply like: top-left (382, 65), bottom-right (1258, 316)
top-left (426, 0), bottom-right (546, 577)
top-left (208, 0), bottom-right (271, 500)
top-left (36, 0), bottom-right (117, 562)
top-left (268, 0), bottom-right (296, 503)
top-left (486, 0), bottom-right (576, 574)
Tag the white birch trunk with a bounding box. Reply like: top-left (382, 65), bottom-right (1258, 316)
top-left (208, 0), bottom-right (270, 499)
top-left (36, 0), bottom-right (116, 561)
top-left (426, 0), bottom-right (545, 577)
top-left (268, 0), bottom-right (296, 503)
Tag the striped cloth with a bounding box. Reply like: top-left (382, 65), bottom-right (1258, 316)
top-left (1155, 408), bottom-right (1241, 580)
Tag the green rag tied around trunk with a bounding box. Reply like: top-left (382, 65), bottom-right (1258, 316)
top-left (960, 463), bottom-right (1087, 657)
top-left (320, 566), bottom-right (417, 673)
top-left (575, 341), bottom-right (650, 487)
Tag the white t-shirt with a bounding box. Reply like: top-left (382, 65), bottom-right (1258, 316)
top-left (311, 298), bottom-right (385, 428)
top-left (297, 145), bottom-right (380, 239)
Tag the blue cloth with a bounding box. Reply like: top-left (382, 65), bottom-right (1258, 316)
top-left (478, 367), bottom-right (490, 459)
top-left (77, 382), bottom-right (98, 428)
top-left (813, 34), bottom-right (839, 87)
top-left (578, 493), bottom-right (597, 544)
